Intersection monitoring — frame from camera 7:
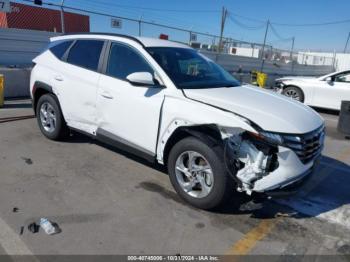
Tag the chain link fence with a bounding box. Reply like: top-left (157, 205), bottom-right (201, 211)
top-left (0, 0), bottom-right (337, 73)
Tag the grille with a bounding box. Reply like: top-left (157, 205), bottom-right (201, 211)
top-left (283, 125), bottom-right (325, 164)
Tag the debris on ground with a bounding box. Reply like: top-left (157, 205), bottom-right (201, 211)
top-left (19, 226), bottom-right (24, 235)
top-left (21, 157), bottom-right (33, 165)
top-left (28, 222), bottom-right (40, 233)
top-left (40, 218), bottom-right (61, 235)
top-left (275, 212), bottom-right (298, 218)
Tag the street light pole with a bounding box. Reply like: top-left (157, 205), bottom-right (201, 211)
top-left (260, 19), bottom-right (269, 72)
top-left (60, 0), bottom-right (65, 34)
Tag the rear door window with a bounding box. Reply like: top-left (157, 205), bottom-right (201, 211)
top-left (67, 40), bottom-right (104, 71)
top-left (49, 40), bottom-right (73, 60)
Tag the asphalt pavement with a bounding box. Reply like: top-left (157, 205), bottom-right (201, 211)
top-left (0, 99), bottom-right (349, 258)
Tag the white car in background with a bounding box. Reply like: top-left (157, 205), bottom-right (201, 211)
top-left (275, 70), bottom-right (350, 110)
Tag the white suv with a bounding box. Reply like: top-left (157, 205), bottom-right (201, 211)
top-left (30, 34), bottom-right (325, 210)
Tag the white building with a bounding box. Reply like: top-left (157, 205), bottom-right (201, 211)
top-left (297, 51), bottom-right (350, 71)
top-left (229, 47), bottom-right (260, 58)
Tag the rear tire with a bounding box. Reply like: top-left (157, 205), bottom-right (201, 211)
top-left (283, 86), bottom-right (304, 102)
top-left (167, 136), bottom-right (234, 210)
top-left (36, 94), bottom-right (69, 140)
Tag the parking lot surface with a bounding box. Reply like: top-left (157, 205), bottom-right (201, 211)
top-left (0, 99), bottom-right (350, 257)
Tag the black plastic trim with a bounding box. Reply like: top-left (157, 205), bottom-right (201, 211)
top-left (32, 81), bottom-right (53, 113)
top-left (62, 33), bottom-right (146, 48)
top-left (96, 128), bottom-right (155, 163)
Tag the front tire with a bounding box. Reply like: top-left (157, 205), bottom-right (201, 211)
top-left (283, 86), bottom-right (304, 102)
top-left (36, 94), bottom-right (69, 140)
top-left (167, 137), bottom-right (233, 210)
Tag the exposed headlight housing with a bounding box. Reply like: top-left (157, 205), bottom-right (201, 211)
top-left (249, 131), bottom-right (284, 145)
top-left (260, 131), bottom-right (284, 145)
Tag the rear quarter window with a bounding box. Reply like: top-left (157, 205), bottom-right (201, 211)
top-left (49, 41), bottom-right (73, 60)
top-left (66, 40), bottom-right (104, 71)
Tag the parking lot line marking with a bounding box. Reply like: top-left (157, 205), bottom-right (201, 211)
top-left (0, 217), bottom-right (34, 256)
top-left (225, 219), bottom-right (277, 255)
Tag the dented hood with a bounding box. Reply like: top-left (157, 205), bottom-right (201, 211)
top-left (183, 85), bottom-right (324, 134)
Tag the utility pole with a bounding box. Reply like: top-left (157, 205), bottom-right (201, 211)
top-left (138, 14), bottom-right (143, 37)
top-left (218, 6), bottom-right (228, 54)
top-left (290, 37), bottom-right (295, 73)
top-left (60, 0), bottom-right (65, 34)
top-left (260, 19), bottom-right (269, 72)
top-left (344, 32), bottom-right (350, 53)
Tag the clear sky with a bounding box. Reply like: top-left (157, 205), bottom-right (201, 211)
top-left (20, 0), bottom-right (350, 52)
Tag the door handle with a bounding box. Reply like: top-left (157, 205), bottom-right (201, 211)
top-left (100, 91), bottom-right (114, 99)
top-left (54, 75), bottom-right (64, 81)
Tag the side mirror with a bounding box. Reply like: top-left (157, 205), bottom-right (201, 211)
top-left (126, 72), bottom-right (155, 86)
top-left (325, 76), bottom-right (333, 83)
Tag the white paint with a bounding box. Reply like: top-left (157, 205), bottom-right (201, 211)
top-left (277, 70), bottom-right (350, 110)
top-left (31, 34), bottom-right (325, 196)
top-left (229, 47), bottom-right (260, 58)
top-left (298, 51), bottom-right (350, 71)
top-left (183, 85), bottom-right (324, 134)
top-left (126, 72), bottom-right (155, 86)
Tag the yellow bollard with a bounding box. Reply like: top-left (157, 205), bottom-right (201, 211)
top-left (0, 74), bottom-right (4, 108)
top-left (257, 72), bottom-right (267, 88)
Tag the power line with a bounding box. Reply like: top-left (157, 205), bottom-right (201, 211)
top-left (228, 15), bottom-right (266, 30)
top-left (19, 0), bottom-right (229, 39)
top-left (272, 19), bottom-right (350, 27)
top-left (229, 11), bottom-right (350, 27)
top-left (269, 23), bottom-right (293, 42)
top-left (69, 0), bottom-right (221, 34)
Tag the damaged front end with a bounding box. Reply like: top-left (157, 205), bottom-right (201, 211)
top-left (222, 127), bottom-right (322, 196)
top-left (224, 131), bottom-right (279, 195)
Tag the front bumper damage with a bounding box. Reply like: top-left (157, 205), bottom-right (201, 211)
top-left (253, 146), bottom-right (315, 192)
top-left (224, 132), bottom-right (321, 196)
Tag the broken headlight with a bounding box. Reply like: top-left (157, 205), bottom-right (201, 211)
top-left (249, 131), bottom-right (284, 146)
top-left (260, 131), bottom-right (284, 145)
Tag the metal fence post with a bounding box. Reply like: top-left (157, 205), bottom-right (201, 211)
top-left (138, 20), bottom-right (142, 36)
top-left (60, 0), bottom-right (65, 33)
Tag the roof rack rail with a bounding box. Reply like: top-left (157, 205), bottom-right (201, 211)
top-left (61, 32), bottom-right (145, 47)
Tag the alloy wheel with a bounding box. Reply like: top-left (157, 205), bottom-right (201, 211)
top-left (175, 151), bottom-right (214, 198)
top-left (39, 102), bottom-right (57, 133)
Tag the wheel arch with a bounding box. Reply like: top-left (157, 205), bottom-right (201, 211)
top-left (283, 85), bottom-right (305, 102)
top-left (162, 124), bottom-right (223, 166)
top-left (32, 81), bottom-right (53, 115)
